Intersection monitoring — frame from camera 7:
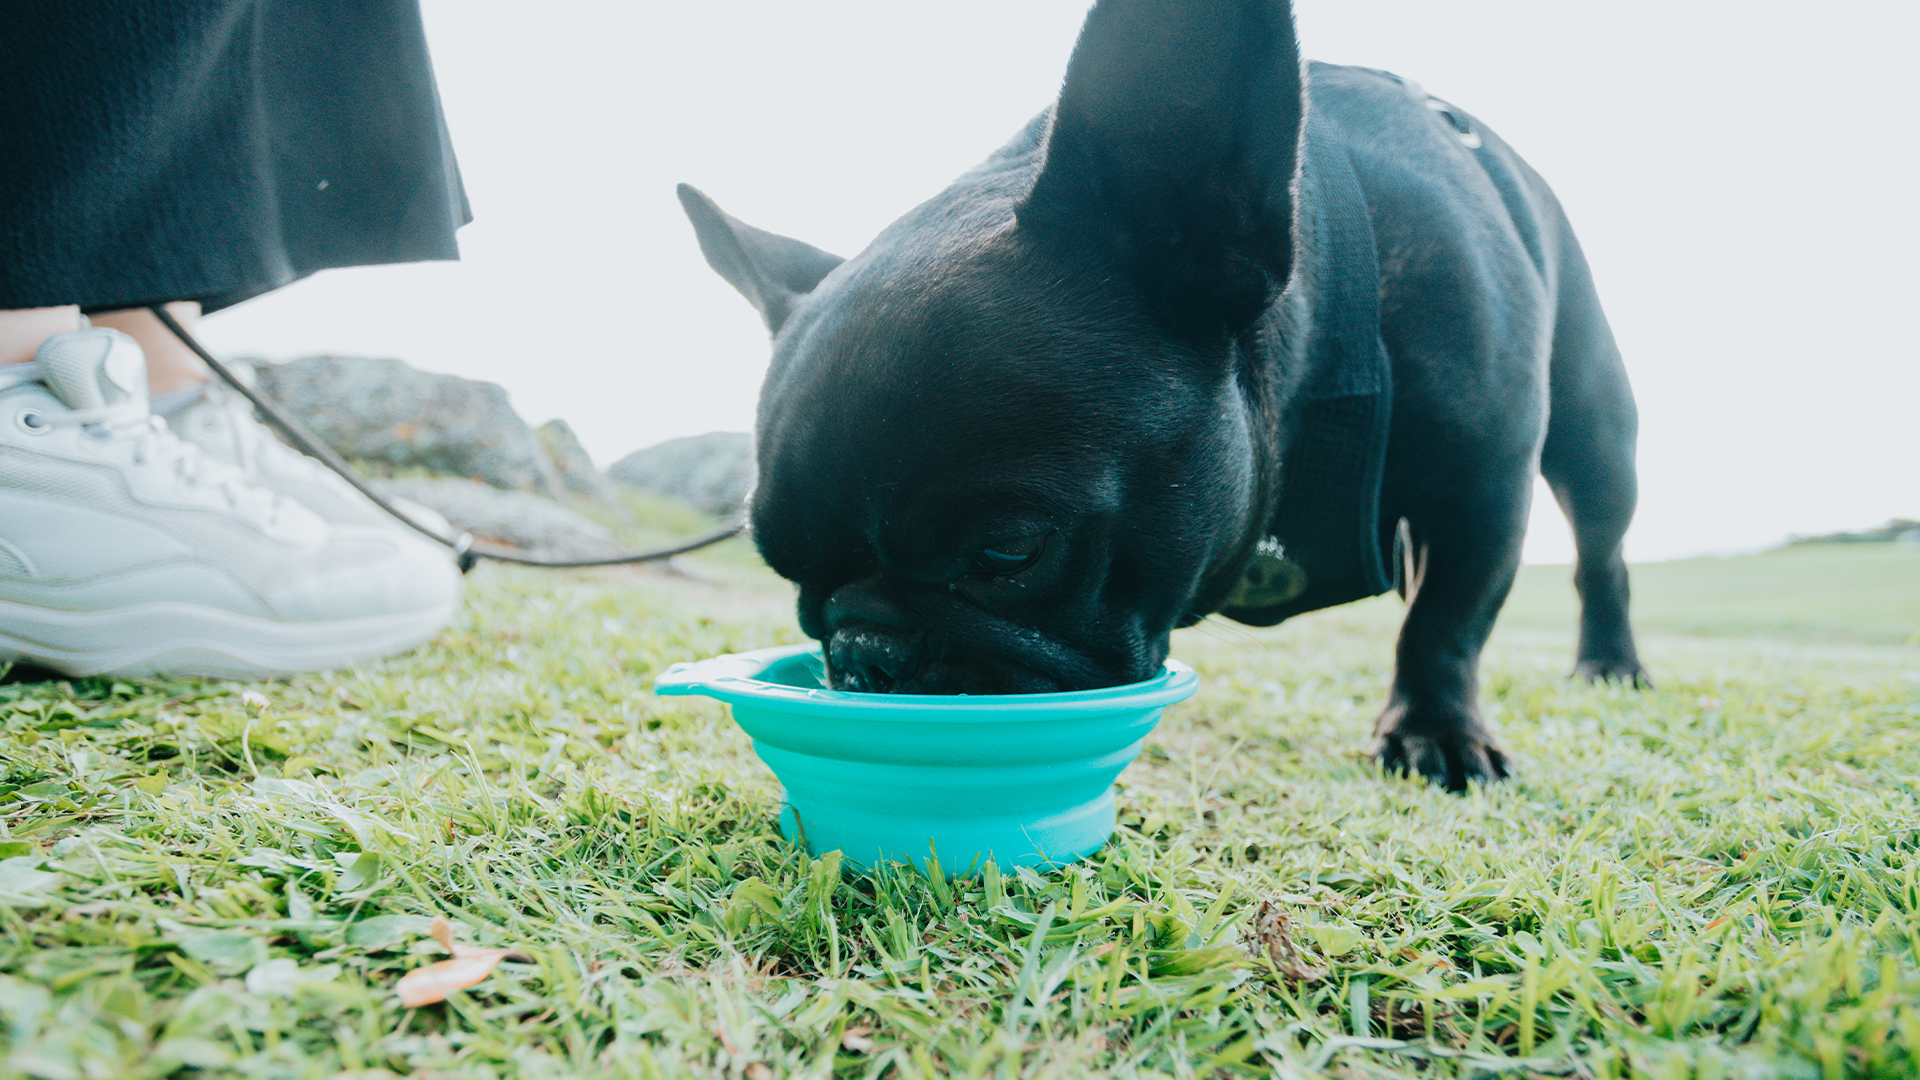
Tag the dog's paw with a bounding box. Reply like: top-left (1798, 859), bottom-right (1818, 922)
top-left (1368, 705), bottom-right (1510, 794)
top-left (1572, 657), bottom-right (1652, 688)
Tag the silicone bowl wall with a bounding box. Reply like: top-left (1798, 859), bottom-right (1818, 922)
top-left (654, 644), bottom-right (1198, 874)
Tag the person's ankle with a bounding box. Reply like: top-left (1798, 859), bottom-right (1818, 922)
top-left (89, 302), bottom-right (207, 394)
top-left (0, 306), bottom-right (84, 366)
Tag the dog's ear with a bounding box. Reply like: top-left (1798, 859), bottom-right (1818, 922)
top-left (1020, 0), bottom-right (1304, 338)
top-left (677, 184), bottom-right (844, 334)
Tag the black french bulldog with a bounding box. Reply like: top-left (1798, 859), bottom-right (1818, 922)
top-left (678, 0), bottom-right (1647, 791)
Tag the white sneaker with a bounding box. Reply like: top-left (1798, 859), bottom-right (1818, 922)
top-left (162, 373), bottom-right (455, 539)
top-left (0, 328), bottom-right (463, 679)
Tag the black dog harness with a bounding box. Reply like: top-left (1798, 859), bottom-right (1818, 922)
top-left (1223, 70), bottom-right (1493, 626)
top-left (1221, 107), bottom-right (1396, 626)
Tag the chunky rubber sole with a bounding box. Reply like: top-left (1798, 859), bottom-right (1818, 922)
top-left (0, 598), bottom-right (459, 678)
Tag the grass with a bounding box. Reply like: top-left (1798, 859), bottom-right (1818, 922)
top-left (0, 535), bottom-right (1916, 1078)
top-left (1500, 544), bottom-right (1920, 647)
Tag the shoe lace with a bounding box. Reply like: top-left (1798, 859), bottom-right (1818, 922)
top-left (47, 399), bottom-right (296, 526)
top-left (197, 383), bottom-right (331, 482)
top-left (227, 389), bottom-right (305, 469)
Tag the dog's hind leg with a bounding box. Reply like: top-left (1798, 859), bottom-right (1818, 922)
top-left (1539, 229), bottom-right (1649, 686)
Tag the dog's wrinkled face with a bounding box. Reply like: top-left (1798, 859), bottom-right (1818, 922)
top-left (750, 220), bottom-right (1262, 694)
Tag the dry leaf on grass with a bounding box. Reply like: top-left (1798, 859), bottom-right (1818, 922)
top-left (1247, 899), bottom-right (1328, 982)
top-left (395, 915), bottom-right (533, 1006)
top-left (397, 954), bottom-right (509, 1007)
top-left (840, 1025), bottom-right (874, 1053)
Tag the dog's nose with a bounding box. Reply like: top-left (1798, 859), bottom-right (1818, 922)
top-left (822, 578), bottom-right (926, 691)
top-left (827, 624), bottom-right (924, 693)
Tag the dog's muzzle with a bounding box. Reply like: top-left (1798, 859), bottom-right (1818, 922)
top-left (825, 623), bottom-right (927, 693)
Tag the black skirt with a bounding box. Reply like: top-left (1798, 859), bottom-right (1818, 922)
top-left (0, 0), bottom-right (469, 313)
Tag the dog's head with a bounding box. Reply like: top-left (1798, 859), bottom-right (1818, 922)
top-left (681, 0), bottom-right (1308, 693)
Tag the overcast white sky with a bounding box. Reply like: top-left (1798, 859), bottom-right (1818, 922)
top-left (192, 0), bottom-right (1919, 565)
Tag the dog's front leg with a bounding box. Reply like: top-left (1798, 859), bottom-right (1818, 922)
top-left (1368, 489), bottom-right (1530, 791)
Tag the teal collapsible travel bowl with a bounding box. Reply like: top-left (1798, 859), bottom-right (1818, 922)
top-left (653, 644), bottom-right (1198, 874)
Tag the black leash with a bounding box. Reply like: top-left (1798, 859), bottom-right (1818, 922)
top-left (148, 305), bottom-right (746, 573)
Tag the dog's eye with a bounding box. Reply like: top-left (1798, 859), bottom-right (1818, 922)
top-left (973, 536), bottom-right (1045, 576)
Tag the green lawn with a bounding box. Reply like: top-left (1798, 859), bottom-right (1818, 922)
top-left (1502, 542), bottom-right (1920, 646)
top-left (0, 540), bottom-right (1915, 1078)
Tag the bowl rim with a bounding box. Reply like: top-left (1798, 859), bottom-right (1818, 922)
top-left (654, 643), bottom-right (1198, 719)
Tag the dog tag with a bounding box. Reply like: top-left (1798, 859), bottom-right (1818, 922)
top-left (1224, 538), bottom-right (1308, 609)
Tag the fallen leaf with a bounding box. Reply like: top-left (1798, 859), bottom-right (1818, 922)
top-left (745, 1065), bottom-right (772, 1080)
top-left (396, 953), bottom-right (507, 1007)
top-left (395, 916), bottom-right (535, 1005)
top-left (841, 1025), bottom-right (874, 1053)
top-left (1248, 900), bottom-right (1328, 982)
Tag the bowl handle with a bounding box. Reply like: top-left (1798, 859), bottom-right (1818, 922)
top-left (653, 644), bottom-right (815, 696)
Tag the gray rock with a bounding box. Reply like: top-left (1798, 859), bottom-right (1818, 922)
top-left (609, 432), bottom-right (754, 517)
top-left (252, 356), bottom-right (561, 495)
top-left (373, 477), bottom-right (622, 560)
top-left (537, 419), bottom-right (618, 502)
